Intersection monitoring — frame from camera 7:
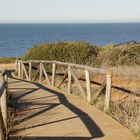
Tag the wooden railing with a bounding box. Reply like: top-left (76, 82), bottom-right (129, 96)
top-left (16, 60), bottom-right (112, 111)
top-left (0, 69), bottom-right (8, 140)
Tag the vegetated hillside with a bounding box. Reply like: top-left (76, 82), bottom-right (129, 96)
top-left (23, 41), bottom-right (140, 67)
top-left (97, 43), bottom-right (140, 66)
top-left (23, 41), bottom-right (99, 66)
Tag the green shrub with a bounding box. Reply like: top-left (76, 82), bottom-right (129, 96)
top-left (23, 41), bottom-right (99, 66)
top-left (23, 41), bottom-right (140, 67)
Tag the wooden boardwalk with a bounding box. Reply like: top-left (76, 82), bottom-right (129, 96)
top-left (9, 77), bottom-right (136, 140)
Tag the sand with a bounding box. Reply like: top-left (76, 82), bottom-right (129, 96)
top-left (0, 63), bottom-right (16, 70)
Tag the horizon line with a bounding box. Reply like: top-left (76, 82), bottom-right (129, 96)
top-left (0, 21), bottom-right (140, 24)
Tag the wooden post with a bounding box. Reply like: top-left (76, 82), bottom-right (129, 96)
top-left (104, 71), bottom-right (112, 111)
top-left (139, 103), bottom-right (140, 119)
top-left (15, 60), bottom-right (18, 73)
top-left (41, 63), bottom-right (51, 86)
top-left (39, 63), bottom-right (42, 83)
top-left (0, 107), bottom-right (5, 140)
top-left (29, 62), bottom-right (32, 81)
top-left (4, 75), bottom-right (8, 96)
top-left (18, 62), bottom-right (21, 78)
top-left (68, 66), bottom-right (72, 94)
top-left (0, 88), bottom-right (7, 130)
top-left (58, 72), bottom-right (68, 88)
top-left (0, 129), bottom-right (4, 140)
top-left (21, 62), bottom-right (24, 79)
top-left (52, 63), bottom-right (56, 87)
top-left (22, 63), bottom-right (29, 80)
top-left (85, 70), bottom-right (91, 102)
top-left (70, 68), bottom-right (86, 97)
top-left (139, 104), bottom-right (140, 119)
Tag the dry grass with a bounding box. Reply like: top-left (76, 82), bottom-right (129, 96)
top-left (7, 94), bottom-right (16, 138)
top-left (0, 57), bottom-right (17, 64)
top-left (111, 65), bottom-right (140, 81)
top-left (109, 96), bottom-right (140, 139)
top-left (90, 91), bottom-right (140, 139)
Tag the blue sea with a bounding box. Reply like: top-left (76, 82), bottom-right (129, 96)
top-left (0, 23), bottom-right (140, 57)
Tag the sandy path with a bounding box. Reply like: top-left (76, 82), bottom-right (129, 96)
top-left (0, 63), bottom-right (16, 70)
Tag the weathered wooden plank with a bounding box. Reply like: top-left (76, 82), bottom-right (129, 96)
top-left (85, 70), bottom-right (91, 101)
top-left (4, 75), bottom-right (8, 95)
top-left (52, 63), bottom-right (56, 87)
top-left (57, 71), bottom-right (68, 88)
top-left (41, 63), bottom-right (51, 86)
top-left (22, 63), bottom-right (29, 80)
top-left (0, 70), bottom-right (7, 140)
top-left (0, 72), bottom-right (7, 140)
top-left (0, 108), bottom-right (5, 140)
top-left (33, 66), bottom-right (40, 82)
top-left (96, 79), bottom-right (106, 97)
top-left (0, 74), bottom-right (6, 98)
top-left (15, 60), bottom-right (18, 73)
top-left (17, 60), bottom-right (107, 74)
top-left (21, 62), bottom-right (24, 79)
top-left (39, 63), bottom-right (43, 83)
top-left (70, 68), bottom-right (86, 97)
top-left (17, 61), bottom-right (21, 78)
top-left (0, 88), bottom-right (7, 130)
top-left (104, 71), bottom-right (112, 111)
top-left (68, 66), bottom-right (72, 94)
top-left (29, 62), bottom-right (32, 81)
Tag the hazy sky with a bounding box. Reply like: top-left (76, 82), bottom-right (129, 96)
top-left (0, 0), bottom-right (140, 23)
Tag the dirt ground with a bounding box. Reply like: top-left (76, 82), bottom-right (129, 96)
top-left (0, 63), bottom-right (16, 70)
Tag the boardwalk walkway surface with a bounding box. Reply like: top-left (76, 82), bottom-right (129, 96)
top-left (8, 77), bottom-right (136, 140)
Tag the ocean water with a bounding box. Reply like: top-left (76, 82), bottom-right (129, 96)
top-left (0, 23), bottom-right (140, 57)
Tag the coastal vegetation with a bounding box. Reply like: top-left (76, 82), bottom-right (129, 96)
top-left (2, 41), bottom-right (140, 68)
top-left (0, 57), bottom-right (17, 64)
top-left (23, 41), bottom-right (99, 66)
top-left (23, 41), bottom-right (140, 67)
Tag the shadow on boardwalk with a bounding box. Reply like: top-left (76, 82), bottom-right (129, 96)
top-left (9, 78), bottom-right (104, 140)
top-left (10, 136), bottom-right (100, 140)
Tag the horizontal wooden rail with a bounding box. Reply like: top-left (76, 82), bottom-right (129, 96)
top-left (16, 60), bottom-right (112, 112)
top-left (17, 60), bottom-right (107, 74)
top-left (0, 69), bottom-right (8, 140)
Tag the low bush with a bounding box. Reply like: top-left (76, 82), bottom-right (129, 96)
top-left (0, 57), bottom-right (17, 64)
top-left (22, 41), bottom-right (140, 67)
top-left (97, 44), bottom-right (140, 66)
top-left (23, 41), bottom-right (99, 66)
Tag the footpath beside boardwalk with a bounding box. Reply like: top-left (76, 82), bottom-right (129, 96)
top-left (9, 77), bottom-right (136, 140)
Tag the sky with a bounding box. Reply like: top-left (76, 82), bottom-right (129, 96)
top-left (0, 0), bottom-right (140, 23)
